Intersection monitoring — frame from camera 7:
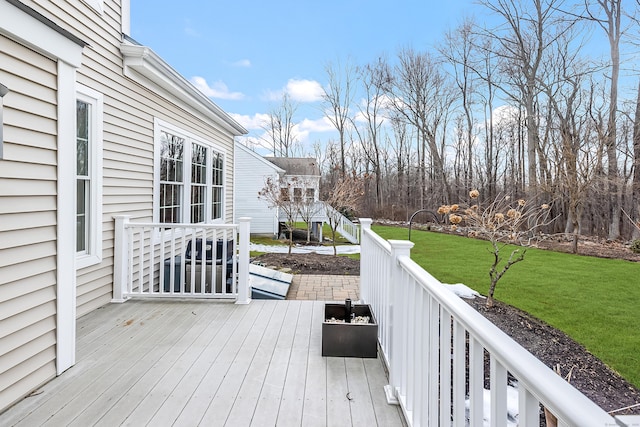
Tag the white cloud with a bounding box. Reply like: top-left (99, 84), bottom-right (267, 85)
top-left (296, 117), bottom-right (335, 133)
top-left (292, 117), bottom-right (336, 142)
top-left (230, 59), bottom-right (251, 68)
top-left (191, 76), bottom-right (244, 100)
top-left (262, 79), bottom-right (325, 103)
top-left (285, 79), bottom-right (324, 102)
top-left (229, 112), bottom-right (270, 130)
top-left (262, 88), bottom-right (284, 102)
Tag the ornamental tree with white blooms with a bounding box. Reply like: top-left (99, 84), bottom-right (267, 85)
top-left (439, 190), bottom-right (556, 308)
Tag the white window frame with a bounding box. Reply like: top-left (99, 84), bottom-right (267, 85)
top-left (75, 85), bottom-right (103, 269)
top-left (153, 118), bottom-right (226, 226)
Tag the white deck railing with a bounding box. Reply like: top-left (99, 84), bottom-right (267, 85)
top-left (113, 216), bottom-right (250, 304)
top-left (359, 219), bottom-right (618, 427)
top-left (323, 202), bottom-right (360, 244)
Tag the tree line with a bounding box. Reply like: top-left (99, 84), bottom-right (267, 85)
top-left (264, 0), bottom-right (640, 242)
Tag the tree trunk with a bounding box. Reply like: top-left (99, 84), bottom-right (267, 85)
top-left (632, 79), bottom-right (640, 240)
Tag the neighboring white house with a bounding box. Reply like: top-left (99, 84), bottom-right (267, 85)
top-left (0, 0), bottom-right (245, 413)
top-left (265, 157), bottom-right (321, 205)
top-left (234, 142), bottom-right (285, 236)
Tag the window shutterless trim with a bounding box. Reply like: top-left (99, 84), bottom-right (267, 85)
top-left (75, 84), bottom-right (103, 269)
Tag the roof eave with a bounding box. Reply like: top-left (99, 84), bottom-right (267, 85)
top-left (120, 42), bottom-right (247, 136)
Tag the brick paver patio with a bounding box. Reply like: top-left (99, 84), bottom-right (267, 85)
top-left (286, 274), bottom-right (360, 301)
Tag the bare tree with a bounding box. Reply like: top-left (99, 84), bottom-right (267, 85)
top-left (322, 173), bottom-right (365, 255)
top-left (353, 57), bottom-right (391, 210)
top-left (385, 47), bottom-right (454, 207)
top-left (295, 176), bottom-right (323, 243)
top-left (258, 176), bottom-right (300, 254)
top-left (584, 0), bottom-right (624, 239)
top-left (263, 93), bottom-right (299, 157)
top-left (478, 0), bottom-right (566, 198)
top-left (440, 18), bottom-right (480, 195)
top-left (442, 190), bottom-right (555, 308)
top-left (632, 78), bottom-right (640, 240)
top-left (323, 58), bottom-right (356, 177)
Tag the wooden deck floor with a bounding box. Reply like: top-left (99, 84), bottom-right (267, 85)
top-left (1, 300), bottom-right (405, 426)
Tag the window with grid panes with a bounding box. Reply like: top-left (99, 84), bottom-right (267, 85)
top-left (156, 120), bottom-right (225, 224)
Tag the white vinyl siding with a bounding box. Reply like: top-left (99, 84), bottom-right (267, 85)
top-left (1, 0), bottom-right (242, 413)
top-left (234, 144), bottom-right (282, 235)
top-left (0, 34), bottom-right (58, 413)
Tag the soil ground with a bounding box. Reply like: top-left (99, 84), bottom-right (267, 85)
top-left (252, 231), bottom-right (640, 417)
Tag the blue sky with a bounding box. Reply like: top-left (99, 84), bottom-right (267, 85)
top-left (130, 0), bottom-right (484, 153)
top-left (130, 1), bottom-right (630, 157)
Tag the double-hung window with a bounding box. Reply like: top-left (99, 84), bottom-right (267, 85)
top-left (75, 85), bottom-right (103, 268)
top-left (155, 119), bottom-right (225, 224)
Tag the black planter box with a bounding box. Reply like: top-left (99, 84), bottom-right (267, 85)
top-left (322, 303), bottom-right (378, 358)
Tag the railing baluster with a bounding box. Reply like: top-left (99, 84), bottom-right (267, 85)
top-left (519, 387), bottom-right (539, 426)
top-left (440, 307), bottom-right (452, 427)
top-left (490, 356), bottom-right (508, 427)
top-left (113, 220), bottom-right (247, 302)
top-left (452, 321), bottom-right (466, 427)
top-left (469, 337), bottom-right (484, 427)
top-left (148, 226), bottom-right (155, 294)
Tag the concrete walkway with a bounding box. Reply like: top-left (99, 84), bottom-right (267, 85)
top-left (286, 274), bottom-right (360, 301)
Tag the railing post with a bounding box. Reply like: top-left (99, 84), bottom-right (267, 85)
top-left (112, 215), bottom-right (131, 303)
top-left (384, 239), bottom-right (414, 405)
top-left (359, 218), bottom-right (372, 303)
top-left (236, 217), bottom-right (251, 304)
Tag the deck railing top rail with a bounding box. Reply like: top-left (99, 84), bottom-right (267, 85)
top-left (358, 219), bottom-right (620, 427)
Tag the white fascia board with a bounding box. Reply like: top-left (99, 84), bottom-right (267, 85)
top-left (0, 0), bottom-right (84, 67)
top-left (120, 43), bottom-right (248, 136)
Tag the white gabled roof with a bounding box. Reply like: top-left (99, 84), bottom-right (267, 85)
top-left (120, 40), bottom-right (247, 136)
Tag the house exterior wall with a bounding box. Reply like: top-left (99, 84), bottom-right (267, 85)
top-left (0, 0), bottom-right (244, 413)
top-left (0, 33), bottom-right (59, 413)
top-left (234, 144), bottom-right (282, 235)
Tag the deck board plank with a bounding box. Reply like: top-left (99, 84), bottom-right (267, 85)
top-left (41, 302), bottom-right (209, 426)
top-left (9, 303), bottom-right (190, 427)
top-left (132, 302), bottom-right (252, 426)
top-left (273, 300), bottom-right (313, 426)
top-left (199, 301), bottom-right (278, 426)
top-left (167, 301), bottom-right (266, 426)
top-left (0, 300), bottom-right (405, 427)
top-left (223, 301), bottom-right (289, 426)
top-left (326, 357), bottom-right (352, 427)
top-left (78, 302), bottom-right (233, 427)
top-left (250, 301), bottom-right (301, 427)
top-left (345, 358), bottom-right (378, 426)
top-left (301, 301), bottom-right (328, 426)
top-left (363, 358), bottom-right (405, 425)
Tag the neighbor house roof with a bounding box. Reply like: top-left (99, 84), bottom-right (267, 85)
top-left (265, 157), bottom-right (320, 176)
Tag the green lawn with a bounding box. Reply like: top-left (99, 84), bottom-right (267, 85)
top-left (372, 225), bottom-right (640, 388)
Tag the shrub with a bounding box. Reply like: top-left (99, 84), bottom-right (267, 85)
top-left (631, 239), bottom-right (640, 254)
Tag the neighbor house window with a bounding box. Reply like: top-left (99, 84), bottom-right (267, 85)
top-left (155, 119), bottom-right (225, 224)
top-left (293, 187), bottom-right (303, 203)
top-left (306, 188), bottom-right (315, 202)
top-left (76, 85), bottom-right (103, 268)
